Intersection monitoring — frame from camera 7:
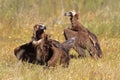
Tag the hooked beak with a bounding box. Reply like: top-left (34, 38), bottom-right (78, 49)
top-left (40, 26), bottom-right (46, 30)
top-left (64, 12), bottom-right (71, 16)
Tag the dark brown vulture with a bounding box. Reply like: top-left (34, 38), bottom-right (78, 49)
top-left (14, 24), bottom-right (46, 64)
top-left (14, 23), bottom-right (75, 67)
top-left (31, 24), bottom-right (75, 67)
top-left (34, 34), bottom-right (75, 67)
top-left (64, 10), bottom-right (103, 59)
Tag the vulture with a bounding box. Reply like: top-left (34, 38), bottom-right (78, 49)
top-left (64, 10), bottom-right (103, 59)
top-left (33, 32), bottom-right (75, 67)
top-left (14, 23), bottom-right (75, 67)
top-left (14, 24), bottom-right (47, 64)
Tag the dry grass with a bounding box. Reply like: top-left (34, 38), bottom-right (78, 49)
top-left (0, 0), bottom-right (120, 80)
top-left (0, 26), bottom-right (120, 80)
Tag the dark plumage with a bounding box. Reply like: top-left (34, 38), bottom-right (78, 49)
top-left (64, 10), bottom-right (103, 59)
top-left (35, 34), bottom-right (75, 67)
top-left (14, 24), bottom-right (46, 64)
top-left (14, 23), bottom-right (75, 68)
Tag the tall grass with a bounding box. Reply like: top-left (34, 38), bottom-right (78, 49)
top-left (0, 0), bottom-right (120, 80)
top-left (0, 0), bottom-right (119, 36)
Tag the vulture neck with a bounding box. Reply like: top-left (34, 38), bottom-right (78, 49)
top-left (70, 16), bottom-right (87, 32)
top-left (70, 17), bottom-right (79, 27)
top-left (32, 33), bottom-right (44, 41)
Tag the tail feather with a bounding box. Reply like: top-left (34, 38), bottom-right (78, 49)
top-left (88, 31), bottom-right (103, 58)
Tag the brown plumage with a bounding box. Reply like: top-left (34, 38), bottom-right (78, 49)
top-left (14, 24), bottom-right (46, 64)
top-left (35, 34), bottom-right (75, 67)
top-left (31, 24), bottom-right (75, 67)
top-left (14, 23), bottom-right (75, 68)
top-left (48, 37), bottom-right (75, 67)
top-left (64, 10), bottom-right (103, 59)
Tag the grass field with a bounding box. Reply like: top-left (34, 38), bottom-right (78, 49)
top-left (0, 0), bottom-right (120, 80)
